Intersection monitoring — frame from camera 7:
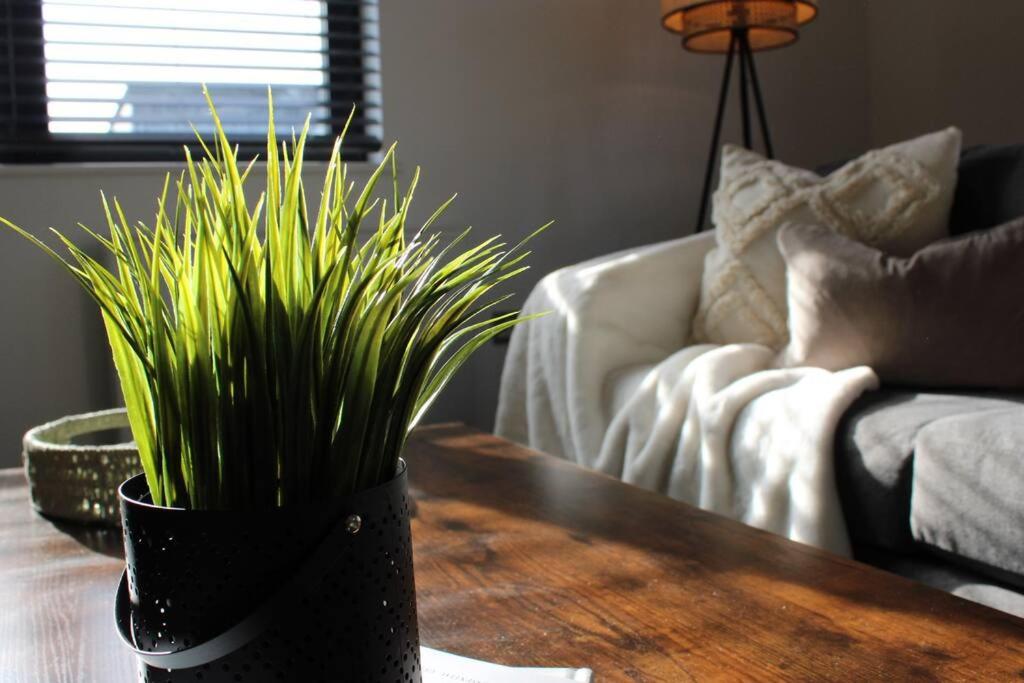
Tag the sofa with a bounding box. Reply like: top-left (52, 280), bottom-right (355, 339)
top-left (497, 144), bottom-right (1024, 618)
top-left (831, 144), bottom-right (1024, 618)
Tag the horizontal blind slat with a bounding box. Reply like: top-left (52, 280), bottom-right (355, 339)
top-left (41, 60), bottom-right (374, 75)
top-left (21, 39), bottom-right (376, 59)
top-left (2, 80), bottom-right (374, 93)
top-left (0, 136), bottom-right (383, 162)
top-left (30, 20), bottom-right (367, 38)
top-left (2, 133), bottom-right (381, 144)
top-left (40, 5), bottom-right (336, 32)
top-left (34, 25), bottom-right (360, 51)
top-left (38, 113), bottom-right (379, 126)
top-left (42, 0), bottom-right (365, 19)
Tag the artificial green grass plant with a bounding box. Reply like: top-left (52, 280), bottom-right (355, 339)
top-left (3, 90), bottom-right (546, 510)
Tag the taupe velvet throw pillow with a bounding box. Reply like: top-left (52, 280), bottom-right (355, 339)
top-left (777, 218), bottom-right (1024, 388)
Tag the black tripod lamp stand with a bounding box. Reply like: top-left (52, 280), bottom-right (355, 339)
top-left (660, 0), bottom-right (819, 232)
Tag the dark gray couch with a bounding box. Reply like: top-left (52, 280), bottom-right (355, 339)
top-left (833, 144), bottom-right (1024, 618)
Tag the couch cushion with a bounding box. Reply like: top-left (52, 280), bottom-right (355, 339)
top-left (835, 389), bottom-right (1023, 551)
top-left (911, 407), bottom-right (1024, 586)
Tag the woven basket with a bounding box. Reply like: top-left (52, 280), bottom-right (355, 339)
top-left (23, 408), bottom-right (139, 526)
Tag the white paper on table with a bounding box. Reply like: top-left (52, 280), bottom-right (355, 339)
top-left (421, 646), bottom-right (594, 682)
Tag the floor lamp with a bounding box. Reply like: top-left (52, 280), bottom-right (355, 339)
top-left (660, 0), bottom-right (819, 232)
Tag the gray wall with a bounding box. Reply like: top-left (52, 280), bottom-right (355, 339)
top-left (0, 0), bottom-right (874, 466)
top-left (865, 0), bottom-right (1024, 148)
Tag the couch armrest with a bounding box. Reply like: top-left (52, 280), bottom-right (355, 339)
top-left (495, 231), bottom-right (716, 460)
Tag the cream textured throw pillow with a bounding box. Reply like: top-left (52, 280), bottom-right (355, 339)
top-left (691, 127), bottom-right (962, 348)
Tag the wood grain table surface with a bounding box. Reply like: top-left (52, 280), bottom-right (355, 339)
top-left (2, 423), bottom-right (1024, 682)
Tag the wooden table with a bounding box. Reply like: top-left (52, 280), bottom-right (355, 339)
top-left (2, 424), bottom-right (1024, 681)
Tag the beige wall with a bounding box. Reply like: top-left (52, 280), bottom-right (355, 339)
top-left (0, 0), bottom-right (873, 466)
top-left (865, 0), bottom-right (1024, 147)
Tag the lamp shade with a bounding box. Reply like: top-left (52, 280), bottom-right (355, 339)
top-left (661, 0), bottom-right (818, 53)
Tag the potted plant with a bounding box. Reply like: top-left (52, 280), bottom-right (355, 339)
top-left (2, 89), bottom-right (545, 682)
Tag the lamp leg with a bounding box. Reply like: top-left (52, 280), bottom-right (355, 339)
top-left (738, 30), bottom-right (752, 149)
top-left (695, 33), bottom-right (737, 233)
top-left (741, 32), bottom-right (774, 160)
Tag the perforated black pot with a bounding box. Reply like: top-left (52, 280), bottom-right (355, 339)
top-left (114, 461), bottom-right (420, 683)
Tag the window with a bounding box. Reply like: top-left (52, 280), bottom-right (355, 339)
top-left (0, 0), bottom-right (381, 162)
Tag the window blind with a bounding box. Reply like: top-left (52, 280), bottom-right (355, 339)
top-left (0, 0), bottom-right (381, 162)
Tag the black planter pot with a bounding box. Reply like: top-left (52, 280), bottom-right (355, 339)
top-left (114, 461), bottom-right (420, 683)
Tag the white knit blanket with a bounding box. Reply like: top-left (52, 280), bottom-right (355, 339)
top-left (495, 232), bottom-right (878, 556)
